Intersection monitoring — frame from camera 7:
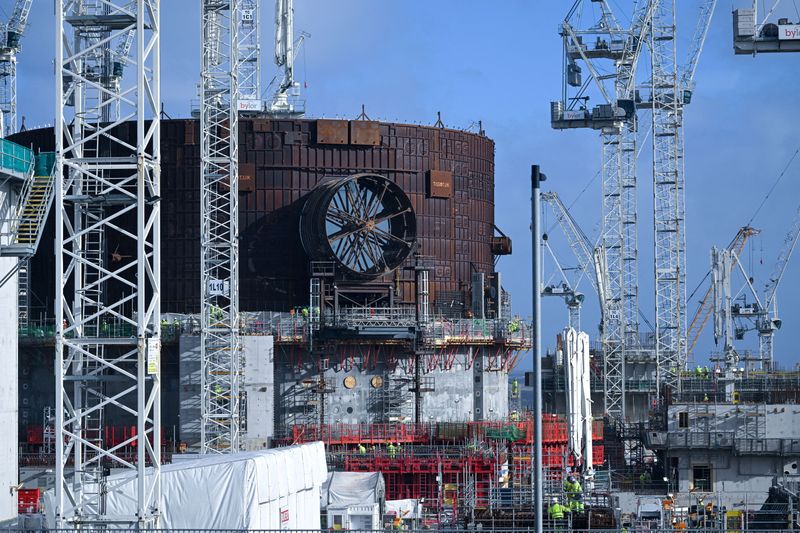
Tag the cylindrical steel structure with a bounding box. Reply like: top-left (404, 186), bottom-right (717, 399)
top-left (12, 118), bottom-right (497, 316)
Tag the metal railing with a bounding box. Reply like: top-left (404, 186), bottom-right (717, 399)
top-left (0, 519), bottom-right (792, 533)
top-left (336, 306), bottom-right (418, 328)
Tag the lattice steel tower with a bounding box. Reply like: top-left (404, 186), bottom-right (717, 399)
top-left (650, 0), bottom-right (685, 391)
top-left (54, 0), bottom-right (161, 526)
top-left (200, 0), bottom-right (241, 453)
top-left (238, 0), bottom-right (261, 107)
top-left (553, 0), bottom-right (652, 419)
top-left (0, 0), bottom-right (33, 136)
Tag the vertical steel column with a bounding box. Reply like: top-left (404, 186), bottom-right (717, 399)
top-left (651, 0), bottom-right (685, 391)
top-left (54, 0), bottom-right (161, 526)
top-left (200, 0), bottom-right (241, 453)
top-left (531, 164), bottom-right (545, 533)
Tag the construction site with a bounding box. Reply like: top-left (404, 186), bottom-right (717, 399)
top-left (0, 0), bottom-right (799, 531)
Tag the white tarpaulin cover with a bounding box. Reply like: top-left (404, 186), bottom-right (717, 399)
top-left (320, 471), bottom-right (385, 510)
top-left (44, 442), bottom-right (327, 529)
top-left (386, 499), bottom-right (421, 519)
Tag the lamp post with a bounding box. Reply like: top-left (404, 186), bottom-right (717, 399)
top-left (531, 164), bottom-right (546, 533)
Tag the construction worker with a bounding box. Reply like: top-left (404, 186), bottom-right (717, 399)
top-left (387, 441), bottom-right (396, 459)
top-left (357, 443), bottom-right (366, 455)
top-left (563, 474), bottom-right (583, 512)
top-left (548, 497), bottom-right (567, 531)
top-left (548, 497), bottom-right (566, 519)
top-left (569, 491), bottom-right (585, 512)
top-left (301, 307), bottom-right (309, 318)
top-left (210, 305), bottom-right (223, 322)
top-left (704, 393), bottom-right (710, 402)
top-left (392, 515), bottom-right (403, 531)
top-left (395, 442), bottom-right (402, 457)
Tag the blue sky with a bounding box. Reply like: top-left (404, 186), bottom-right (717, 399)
top-left (11, 1), bottom-right (800, 368)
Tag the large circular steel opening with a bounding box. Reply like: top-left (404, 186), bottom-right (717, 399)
top-left (300, 173), bottom-right (416, 278)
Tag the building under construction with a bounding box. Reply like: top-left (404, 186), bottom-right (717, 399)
top-left (5, 0), bottom-right (800, 530)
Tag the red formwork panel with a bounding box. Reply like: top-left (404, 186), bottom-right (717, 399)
top-left (292, 423), bottom-right (431, 445)
top-left (18, 489), bottom-right (40, 514)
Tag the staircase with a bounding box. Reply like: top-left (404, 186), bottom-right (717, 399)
top-left (1, 152), bottom-right (56, 258)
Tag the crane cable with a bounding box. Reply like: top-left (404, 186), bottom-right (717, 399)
top-left (747, 144), bottom-right (800, 227)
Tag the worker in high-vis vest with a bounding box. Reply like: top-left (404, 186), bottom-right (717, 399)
top-left (548, 497), bottom-right (566, 519)
top-left (564, 475), bottom-right (584, 512)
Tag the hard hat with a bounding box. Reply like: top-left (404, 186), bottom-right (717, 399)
top-left (567, 475), bottom-right (575, 482)
top-left (551, 497), bottom-right (559, 504)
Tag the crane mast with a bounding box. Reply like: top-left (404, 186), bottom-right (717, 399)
top-left (237, 0), bottom-right (261, 111)
top-left (54, 0), bottom-right (162, 525)
top-left (0, 0), bottom-right (33, 135)
top-left (200, 0), bottom-right (241, 453)
top-left (650, 0), bottom-right (684, 391)
top-left (553, 0), bottom-right (652, 419)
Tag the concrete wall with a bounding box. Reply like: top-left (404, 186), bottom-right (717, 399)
top-left (670, 452), bottom-right (778, 509)
top-left (274, 346), bottom-right (510, 431)
top-left (179, 335), bottom-right (276, 451)
top-left (178, 335), bottom-right (201, 449)
top-left (0, 183), bottom-right (18, 521)
top-left (242, 336), bottom-right (274, 450)
top-left (663, 403), bottom-right (800, 510)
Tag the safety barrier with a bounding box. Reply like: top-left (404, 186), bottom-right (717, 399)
top-left (0, 138), bottom-right (34, 176)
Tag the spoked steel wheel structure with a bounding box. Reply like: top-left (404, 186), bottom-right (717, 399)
top-left (301, 174), bottom-right (416, 278)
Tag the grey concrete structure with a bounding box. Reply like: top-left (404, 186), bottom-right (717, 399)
top-left (0, 184), bottom-right (18, 521)
top-left (178, 338), bottom-right (514, 439)
top-left (647, 403), bottom-right (800, 509)
top-left (274, 346), bottom-right (509, 431)
top-left (180, 334), bottom-right (276, 450)
top-left (243, 336), bottom-right (275, 450)
top-left (178, 335), bottom-right (201, 449)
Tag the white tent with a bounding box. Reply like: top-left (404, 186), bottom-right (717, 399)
top-left (320, 471), bottom-right (385, 511)
top-left (44, 442), bottom-right (327, 529)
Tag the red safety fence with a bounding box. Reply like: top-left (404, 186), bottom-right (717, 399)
top-left (289, 417), bottom-right (604, 447)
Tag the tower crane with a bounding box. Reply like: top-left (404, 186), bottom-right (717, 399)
top-left (541, 191), bottom-right (605, 331)
top-left (686, 226), bottom-right (760, 357)
top-left (552, 0), bottom-right (656, 419)
top-left (734, 0), bottom-right (800, 54)
top-left (755, 204), bottom-right (800, 365)
top-left (707, 208), bottom-right (800, 370)
top-left (266, 0), bottom-right (307, 116)
top-left (54, 0), bottom-right (162, 525)
top-left (0, 0), bottom-right (33, 136)
top-left (730, 0), bottom-right (799, 365)
top-left (200, 0), bottom-right (242, 453)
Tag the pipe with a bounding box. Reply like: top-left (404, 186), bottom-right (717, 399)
top-left (531, 164), bottom-right (546, 533)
